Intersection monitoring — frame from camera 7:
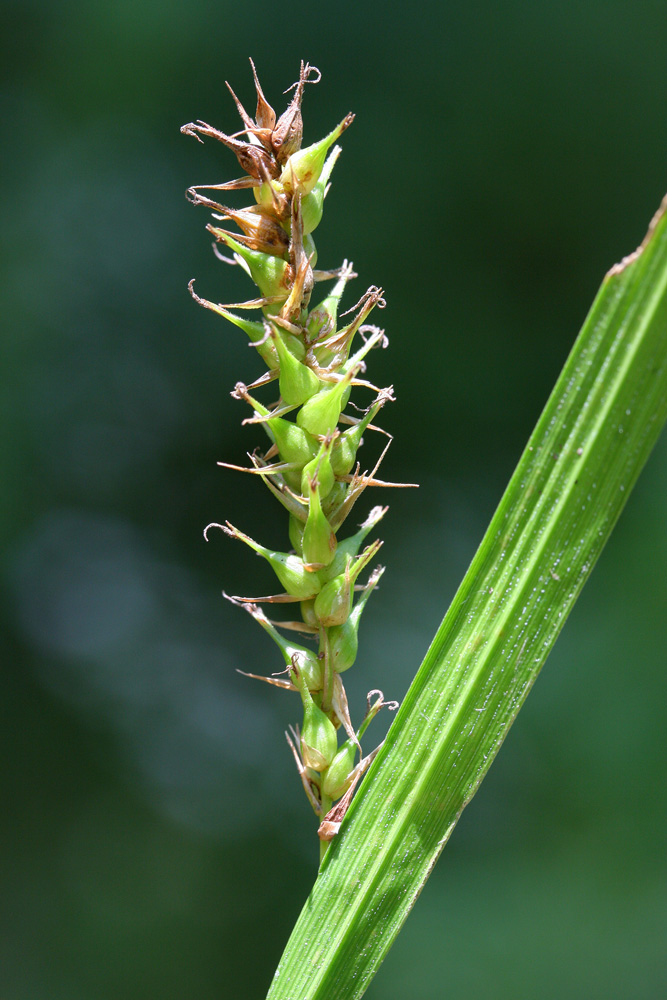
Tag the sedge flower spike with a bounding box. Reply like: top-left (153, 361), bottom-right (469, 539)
top-left (183, 61), bottom-right (414, 854)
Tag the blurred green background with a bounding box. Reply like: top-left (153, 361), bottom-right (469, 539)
top-left (2, 1), bottom-right (666, 997)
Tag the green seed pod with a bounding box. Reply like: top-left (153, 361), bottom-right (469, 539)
top-left (238, 387), bottom-right (318, 470)
top-left (321, 480), bottom-right (348, 521)
top-left (244, 604), bottom-right (323, 691)
top-left (223, 523), bottom-right (321, 599)
top-left (302, 475), bottom-right (337, 569)
top-left (278, 329), bottom-right (308, 362)
top-left (271, 328), bottom-right (320, 406)
top-left (300, 434), bottom-right (336, 499)
top-left (330, 398), bottom-right (384, 477)
top-left (288, 513), bottom-right (305, 554)
top-left (300, 146), bottom-right (341, 235)
top-left (314, 539), bottom-right (381, 625)
top-left (300, 598), bottom-right (318, 627)
top-left (269, 418), bottom-right (317, 473)
top-left (315, 307), bottom-right (386, 372)
top-left (303, 232), bottom-right (318, 269)
top-left (187, 285), bottom-right (280, 369)
top-left (280, 114), bottom-right (354, 197)
top-left (253, 178), bottom-right (290, 220)
top-left (301, 455), bottom-right (336, 501)
top-left (306, 261), bottom-right (356, 340)
top-left (222, 312), bottom-right (277, 364)
top-left (208, 227), bottom-right (290, 301)
top-left (267, 551), bottom-right (322, 600)
top-left (326, 614), bottom-right (358, 674)
top-left (319, 505), bottom-right (387, 584)
top-left (296, 366), bottom-right (356, 437)
top-left (330, 425), bottom-right (362, 477)
top-left (327, 566), bottom-right (384, 672)
top-left (313, 563), bottom-right (352, 627)
top-left (292, 665), bottom-right (338, 771)
top-left (321, 736), bottom-right (357, 800)
top-left (301, 452), bottom-right (334, 499)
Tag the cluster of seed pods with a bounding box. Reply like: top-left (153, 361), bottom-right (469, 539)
top-left (182, 61), bottom-right (408, 847)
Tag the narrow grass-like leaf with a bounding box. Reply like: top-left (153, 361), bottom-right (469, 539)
top-left (266, 195), bottom-right (667, 1000)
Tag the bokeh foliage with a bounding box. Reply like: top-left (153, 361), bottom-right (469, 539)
top-left (1, 2), bottom-right (665, 997)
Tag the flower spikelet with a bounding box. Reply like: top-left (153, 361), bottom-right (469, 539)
top-left (182, 61), bottom-right (411, 851)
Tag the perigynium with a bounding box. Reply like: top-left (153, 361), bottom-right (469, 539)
top-left (182, 61), bottom-right (415, 857)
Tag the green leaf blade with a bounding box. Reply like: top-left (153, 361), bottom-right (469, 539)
top-left (266, 196), bottom-right (667, 1000)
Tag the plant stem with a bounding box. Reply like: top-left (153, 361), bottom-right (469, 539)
top-left (318, 794), bottom-right (333, 863)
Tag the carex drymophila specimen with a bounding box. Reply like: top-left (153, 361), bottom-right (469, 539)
top-left (182, 61), bottom-right (414, 854)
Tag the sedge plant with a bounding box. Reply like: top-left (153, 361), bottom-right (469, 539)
top-left (182, 61), bottom-right (409, 859)
top-left (183, 62), bottom-right (667, 1000)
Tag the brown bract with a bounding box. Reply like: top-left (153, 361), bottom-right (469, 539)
top-left (181, 60), bottom-right (326, 323)
top-left (180, 119), bottom-right (279, 180)
top-left (271, 62), bottom-right (321, 163)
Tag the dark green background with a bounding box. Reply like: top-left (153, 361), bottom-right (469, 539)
top-left (2, 1), bottom-right (666, 997)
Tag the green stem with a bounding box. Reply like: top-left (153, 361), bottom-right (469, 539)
top-left (319, 627), bottom-right (335, 713)
top-left (318, 793), bottom-right (333, 864)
